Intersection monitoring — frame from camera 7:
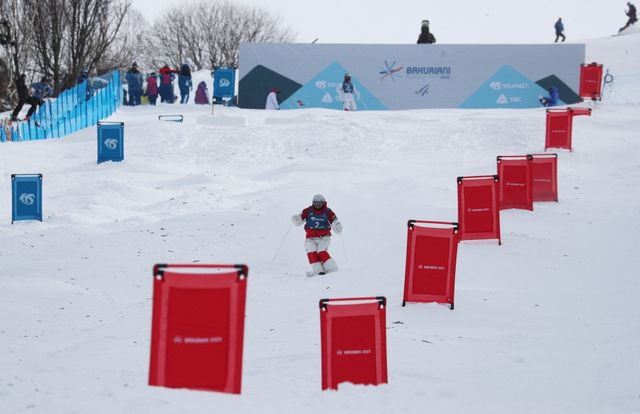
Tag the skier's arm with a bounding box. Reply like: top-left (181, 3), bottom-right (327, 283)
top-left (292, 208), bottom-right (307, 226)
top-left (328, 210), bottom-right (343, 233)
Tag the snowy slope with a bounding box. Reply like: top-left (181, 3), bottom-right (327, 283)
top-left (1, 35), bottom-right (639, 413)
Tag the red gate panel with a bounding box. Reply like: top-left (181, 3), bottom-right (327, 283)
top-left (320, 297), bottom-right (387, 390)
top-left (529, 153), bottom-right (558, 202)
top-left (403, 220), bottom-right (459, 309)
top-left (149, 263), bottom-right (248, 394)
top-left (579, 62), bottom-right (603, 101)
top-left (497, 155), bottom-right (533, 211)
top-left (545, 107), bottom-right (592, 151)
top-left (457, 175), bottom-right (501, 244)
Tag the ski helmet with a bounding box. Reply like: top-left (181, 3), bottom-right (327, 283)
top-left (344, 73), bottom-right (351, 81)
top-left (312, 194), bottom-right (326, 208)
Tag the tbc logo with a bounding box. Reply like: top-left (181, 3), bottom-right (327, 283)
top-left (103, 138), bottom-right (118, 150)
top-left (19, 193), bottom-right (36, 205)
top-left (219, 78), bottom-right (231, 87)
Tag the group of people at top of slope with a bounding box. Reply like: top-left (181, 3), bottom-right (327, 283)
top-left (123, 62), bottom-right (209, 107)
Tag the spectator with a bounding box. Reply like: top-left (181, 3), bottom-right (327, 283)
top-left (265, 88), bottom-right (280, 110)
top-left (125, 62), bottom-right (143, 106)
top-left (194, 81), bottom-right (210, 105)
top-left (554, 18), bottom-right (566, 42)
top-left (146, 72), bottom-right (159, 106)
top-left (76, 67), bottom-right (94, 101)
top-left (178, 63), bottom-right (193, 104)
top-left (159, 64), bottom-right (178, 103)
top-left (417, 20), bottom-right (436, 44)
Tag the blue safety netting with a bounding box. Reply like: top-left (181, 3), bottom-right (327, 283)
top-left (1, 70), bottom-right (121, 143)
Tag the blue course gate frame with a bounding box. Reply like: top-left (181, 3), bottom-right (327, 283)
top-left (12, 174), bottom-right (43, 224)
top-left (213, 67), bottom-right (236, 104)
top-left (97, 122), bottom-right (124, 164)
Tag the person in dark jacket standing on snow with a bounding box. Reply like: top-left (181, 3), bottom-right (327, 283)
top-left (417, 20), bottom-right (436, 44)
top-left (619, 2), bottom-right (638, 32)
top-left (125, 62), bottom-right (143, 106)
top-left (178, 63), bottom-right (192, 104)
top-left (554, 18), bottom-right (566, 42)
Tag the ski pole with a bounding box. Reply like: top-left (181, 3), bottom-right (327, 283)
top-left (358, 94), bottom-right (368, 111)
top-left (272, 222), bottom-right (293, 262)
top-left (339, 233), bottom-right (348, 262)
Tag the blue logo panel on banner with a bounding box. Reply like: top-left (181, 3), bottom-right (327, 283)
top-left (459, 65), bottom-right (555, 109)
top-left (214, 67), bottom-right (236, 100)
top-left (280, 61), bottom-right (387, 110)
top-left (97, 122), bottom-right (124, 164)
top-left (12, 174), bottom-right (43, 223)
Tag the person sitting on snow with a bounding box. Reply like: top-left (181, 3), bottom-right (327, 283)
top-left (337, 73), bottom-right (359, 111)
top-left (292, 194), bottom-right (343, 276)
top-left (194, 81), bottom-right (210, 105)
top-left (539, 86), bottom-right (560, 107)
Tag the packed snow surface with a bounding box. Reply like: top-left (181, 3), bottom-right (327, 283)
top-left (1, 34), bottom-right (639, 413)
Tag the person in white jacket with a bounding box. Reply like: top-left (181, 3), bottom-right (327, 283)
top-left (265, 88), bottom-right (280, 110)
top-left (337, 73), bottom-right (359, 111)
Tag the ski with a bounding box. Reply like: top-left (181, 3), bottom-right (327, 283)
top-left (306, 271), bottom-right (326, 277)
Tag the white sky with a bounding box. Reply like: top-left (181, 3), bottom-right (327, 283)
top-left (131, 0), bottom-right (628, 44)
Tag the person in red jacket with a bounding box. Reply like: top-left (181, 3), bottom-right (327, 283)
top-left (292, 194), bottom-right (343, 275)
top-left (146, 72), bottom-right (158, 105)
top-left (158, 64), bottom-right (178, 103)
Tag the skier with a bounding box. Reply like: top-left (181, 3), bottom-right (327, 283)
top-left (338, 73), bottom-right (359, 111)
top-left (554, 18), bottom-right (566, 42)
top-left (178, 63), bottom-right (192, 104)
top-left (146, 72), bottom-right (159, 106)
top-left (194, 81), bottom-right (210, 105)
top-left (291, 194), bottom-right (343, 276)
top-left (417, 20), bottom-right (436, 44)
top-left (539, 86), bottom-right (560, 107)
top-left (265, 88), bottom-right (280, 110)
top-left (619, 2), bottom-right (638, 32)
top-left (125, 62), bottom-right (143, 106)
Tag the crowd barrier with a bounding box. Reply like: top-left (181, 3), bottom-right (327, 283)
top-left (1, 70), bottom-right (121, 143)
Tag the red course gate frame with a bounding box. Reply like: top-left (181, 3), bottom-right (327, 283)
top-left (457, 175), bottom-right (501, 244)
top-left (149, 263), bottom-right (248, 394)
top-left (403, 220), bottom-right (459, 309)
top-left (579, 62), bottom-right (603, 101)
top-left (496, 155), bottom-right (533, 211)
top-left (529, 153), bottom-right (558, 202)
top-left (545, 107), bottom-right (592, 152)
top-left (320, 297), bottom-right (388, 390)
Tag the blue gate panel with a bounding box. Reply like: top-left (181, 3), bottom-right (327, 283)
top-left (97, 122), bottom-right (124, 164)
top-left (214, 67), bottom-right (236, 101)
top-left (12, 174), bottom-right (43, 223)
